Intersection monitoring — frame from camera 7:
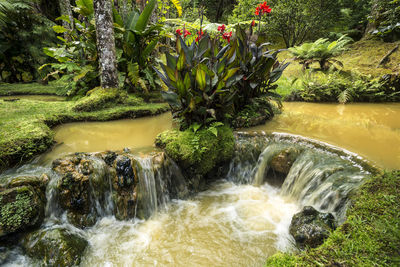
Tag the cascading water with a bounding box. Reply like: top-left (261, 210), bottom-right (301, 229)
top-left (0, 133), bottom-right (374, 266)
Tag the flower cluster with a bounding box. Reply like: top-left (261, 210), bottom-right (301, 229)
top-left (176, 28), bottom-right (191, 38)
top-left (195, 29), bottom-right (205, 42)
top-left (222, 31), bottom-right (232, 43)
top-left (255, 1), bottom-right (271, 16)
top-left (217, 24), bottom-right (226, 33)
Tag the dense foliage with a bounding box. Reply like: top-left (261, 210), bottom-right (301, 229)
top-left (0, 0), bottom-right (56, 83)
top-left (288, 71), bottom-right (400, 104)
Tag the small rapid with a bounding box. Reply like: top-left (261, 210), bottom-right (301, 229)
top-left (0, 133), bottom-right (373, 266)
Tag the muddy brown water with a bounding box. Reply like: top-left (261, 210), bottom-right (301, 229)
top-left (48, 102), bottom-right (400, 169)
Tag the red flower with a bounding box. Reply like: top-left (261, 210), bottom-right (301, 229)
top-left (255, 1), bottom-right (271, 16)
top-left (176, 29), bottom-right (182, 36)
top-left (184, 29), bottom-right (191, 38)
top-left (251, 20), bottom-right (256, 27)
top-left (222, 31), bottom-right (232, 43)
top-left (218, 24), bottom-right (226, 33)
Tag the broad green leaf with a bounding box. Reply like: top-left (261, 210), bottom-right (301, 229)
top-left (223, 67), bottom-right (239, 81)
top-left (177, 50), bottom-right (186, 71)
top-left (196, 67), bottom-right (206, 90)
top-left (135, 0), bottom-right (156, 32)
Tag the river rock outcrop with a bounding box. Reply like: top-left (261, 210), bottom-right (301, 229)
top-left (289, 206), bottom-right (336, 249)
top-left (23, 227), bottom-right (88, 266)
top-left (0, 175), bottom-right (48, 237)
top-left (51, 150), bottom-right (189, 227)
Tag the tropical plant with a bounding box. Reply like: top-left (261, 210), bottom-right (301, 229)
top-left (234, 25), bottom-right (289, 110)
top-left (154, 33), bottom-right (243, 128)
top-left (113, 0), bottom-right (162, 93)
top-left (289, 36), bottom-right (352, 71)
top-left (40, 0), bottom-right (99, 96)
top-left (155, 25), bottom-right (288, 128)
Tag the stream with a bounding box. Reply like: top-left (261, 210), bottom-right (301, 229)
top-left (1, 102), bottom-right (398, 266)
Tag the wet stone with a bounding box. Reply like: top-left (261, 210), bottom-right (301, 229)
top-left (289, 206), bottom-right (336, 249)
top-left (116, 156), bottom-right (136, 188)
top-left (23, 228), bottom-right (88, 266)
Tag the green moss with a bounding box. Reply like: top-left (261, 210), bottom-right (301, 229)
top-left (23, 228), bottom-right (88, 266)
top-left (155, 125), bottom-right (235, 176)
top-left (73, 87), bottom-right (129, 112)
top-left (265, 170), bottom-right (400, 266)
top-left (0, 186), bottom-right (42, 235)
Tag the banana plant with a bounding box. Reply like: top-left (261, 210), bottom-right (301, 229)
top-left (154, 34), bottom-right (244, 128)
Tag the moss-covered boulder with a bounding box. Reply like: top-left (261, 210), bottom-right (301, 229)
top-left (72, 87), bottom-right (129, 112)
top-left (0, 186), bottom-right (45, 237)
top-left (232, 97), bottom-right (275, 129)
top-left (23, 228), bottom-right (88, 266)
top-left (270, 147), bottom-right (301, 175)
top-left (289, 206), bottom-right (336, 249)
top-left (155, 125), bottom-right (235, 189)
top-left (5, 174), bottom-right (49, 202)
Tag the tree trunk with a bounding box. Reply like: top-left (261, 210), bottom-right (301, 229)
top-left (93, 0), bottom-right (119, 88)
top-left (364, 1), bottom-right (380, 37)
top-left (58, 0), bottom-right (74, 39)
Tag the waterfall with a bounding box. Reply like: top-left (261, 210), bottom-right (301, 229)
top-left (226, 133), bottom-right (372, 222)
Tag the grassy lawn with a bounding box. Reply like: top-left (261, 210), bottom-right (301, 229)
top-left (0, 85), bottom-right (169, 171)
top-left (0, 82), bottom-right (67, 96)
top-left (266, 170), bottom-right (400, 266)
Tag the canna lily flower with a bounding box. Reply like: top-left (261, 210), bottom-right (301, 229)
top-left (176, 29), bottom-right (183, 36)
top-left (218, 24), bottom-right (226, 33)
top-left (184, 29), bottom-right (191, 38)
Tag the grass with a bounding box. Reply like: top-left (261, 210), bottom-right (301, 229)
top-left (0, 86), bottom-right (169, 172)
top-left (275, 39), bottom-right (400, 98)
top-left (0, 82), bottom-right (68, 96)
top-left (266, 170), bottom-right (400, 266)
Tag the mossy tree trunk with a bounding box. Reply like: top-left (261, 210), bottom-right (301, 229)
top-left (93, 0), bottom-right (119, 89)
top-left (58, 0), bottom-right (74, 40)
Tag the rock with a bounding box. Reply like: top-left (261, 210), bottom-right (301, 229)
top-left (270, 147), bottom-right (300, 175)
top-left (23, 228), bottom-right (88, 266)
top-left (5, 174), bottom-right (49, 202)
top-left (0, 186), bottom-right (45, 237)
top-left (52, 154), bottom-right (110, 228)
top-left (289, 206), bottom-right (336, 249)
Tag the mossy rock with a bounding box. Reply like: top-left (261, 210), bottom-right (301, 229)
top-left (289, 206), bottom-right (336, 249)
top-left (72, 87), bottom-right (128, 112)
top-left (269, 147), bottom-right (301, 175)
top-left (0, 186), bottom-right (45, 237)
top-left (23, 228), bottom-right (88, 266)
top-left (155, 125), bottom-right (235, 179)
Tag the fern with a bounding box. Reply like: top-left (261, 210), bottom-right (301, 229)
top-left (169, 0), bottom-right (182, 17)
top-left (338, 88), bottom-right (353, 104)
